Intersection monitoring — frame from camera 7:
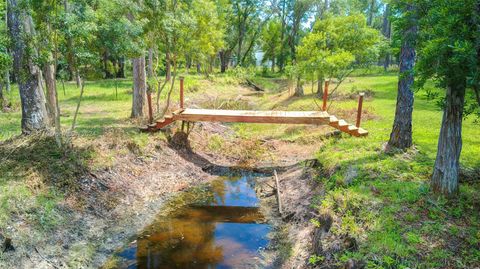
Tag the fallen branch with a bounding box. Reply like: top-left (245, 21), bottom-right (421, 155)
top-left (35, 247), bottom-right (60, 269)
top-left (245, 79), bottom-right (264, 92)
top-left (274, 169), bottom-right (283, 215)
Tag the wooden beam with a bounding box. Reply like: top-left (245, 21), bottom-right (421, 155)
top-left (173, 109), bottom-right (331, 125)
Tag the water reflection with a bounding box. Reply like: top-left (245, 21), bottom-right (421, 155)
top-left (115, 173), bottom-right (270, 269)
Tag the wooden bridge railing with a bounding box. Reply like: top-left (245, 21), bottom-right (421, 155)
top-left (147, 76), bottom-right (365, 129)
top-left (321, 79), bottom-right (364, 128)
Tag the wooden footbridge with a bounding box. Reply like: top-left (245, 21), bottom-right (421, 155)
top-left (141, 77), bottom-right (368, 137)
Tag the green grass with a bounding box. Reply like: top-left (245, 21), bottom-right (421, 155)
top-left (1, 72), bottom-right (479, 268)
top-left (1, 79), bottom-right (136, 140)
top-left (225, 72), bottom-right (479, 267)
top-left (293, 75), bottom-right (480, 267)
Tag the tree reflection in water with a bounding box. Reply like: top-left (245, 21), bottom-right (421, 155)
top-left (116, 173), bottom-right (271, 269)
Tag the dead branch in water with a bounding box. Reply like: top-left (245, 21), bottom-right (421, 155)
top-left (274, 169), bottom-right (283, 215)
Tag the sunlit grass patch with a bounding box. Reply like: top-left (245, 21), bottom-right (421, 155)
top-left (311, 73), bottom-right (480, 267)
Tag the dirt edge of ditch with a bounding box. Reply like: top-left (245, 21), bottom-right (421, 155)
top-left (1, 120), bottom-right (331, 269)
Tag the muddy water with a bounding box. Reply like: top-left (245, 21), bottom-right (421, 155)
top-left (114, 173), bottom-right (271, 268)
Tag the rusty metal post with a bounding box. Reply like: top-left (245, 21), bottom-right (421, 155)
top-left (179, 76), bottom-right (184, 109)
top-left (356, 92), bottom-right (365, 127)
top-left (147, 86), bottom-right (153, 124)
top-left (322, 80), bottom-right (330, 111)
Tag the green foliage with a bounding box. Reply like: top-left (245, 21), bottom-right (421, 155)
top-left (0, 2), bottom-right (11, 76)
top-left (416, 0), bottom-right (479, 89)
top-left (97, 0), bottom-right (145, 59)
top-left (309, 254), bottom-right (325, 265)
top-left (189, 0), bottom-right (225, 63)
top-left (207, 134), bottom-right (224, 151)
top-left (60, 0), bottom-right (99, 72)
top-left (415, 0), bottom-right (479, 117)
top-left (297, 14), bottom-right (380, 82)
top-left (260, 19), bottom-right (282, 67)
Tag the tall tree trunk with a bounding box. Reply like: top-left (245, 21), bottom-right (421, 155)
top-left (387, 4), bottom-right (417, 149)
top-left (219, 50), bottom-right (229, 73)
top-left (431, 82), bottom-right (466, 197)
top-left (196, 63), bottom-right (201, 74)
top-left (294, 76), bottom-right (304, 97)
top-left (271, 56), bottom-right (275, 73)
top-left (44, 61), bottom-right (62, 147)
top-left (7, 0), bottom-right (49, 133)
top-left (317, 76), bottom-right (324, 97)
top-left (131, 56), bottom-right (147, 118)
top-left (43, 61), bottom-right (58, 124)
top-left (116, 57), bottom-right (125, 78)
top-left (103, 51), bottom-right (113, 79)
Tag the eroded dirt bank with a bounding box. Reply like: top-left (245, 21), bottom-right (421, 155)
top-left (0, 119), bottom-right (330, 268)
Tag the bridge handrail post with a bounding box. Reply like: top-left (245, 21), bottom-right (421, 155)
top-left (322, 80), bottom-right (329, 111)
top-left (356, 92), bottom-right (365, 127)
top-left (179, 76), bottom-right (184, 109)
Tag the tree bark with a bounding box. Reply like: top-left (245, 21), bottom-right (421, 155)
top-left (116, 57), bottom-right (125, 78)
top-left (7, 0), bottom-right (49, 133)
top-left (44, 61), bottom-right (62, 147)
top-left (131, 55), bottom-right (147, 118)
top-left (317, 77), bottom-right (324, 97)
top-left (387, 4), bottom-right (416, 149)
top-left (219, 50), bottom-right (230, 73)
top-left (43, 61), bottom-right (58, 124)
top-left (294, 76), bottom-right (304, 97)
top-left (103, 51), bottom-right (113, 79)
top-left (431, 82), bottom-right (466, 197)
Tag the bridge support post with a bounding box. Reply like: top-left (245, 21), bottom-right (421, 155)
top-left (179, 76), bottom-right (184, 109)
top-left (356, 93), bottom-right (364, 127)
top-left (322, 80), bottom-right (329, 111)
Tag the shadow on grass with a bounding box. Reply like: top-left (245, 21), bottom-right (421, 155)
top-left (87, 79), bottom-right (132, 89)
top-left (0, 135), bottom-right (94, 192)
top-left (62, 92), bottom-right (132, 104)
top-left (73, 116), bottom-right (129, 136)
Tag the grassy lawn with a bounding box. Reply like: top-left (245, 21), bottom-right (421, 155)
top-left (281, 74), bottom-right (479, 268)
top-left (229, 72), bottom-right (480, 267)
